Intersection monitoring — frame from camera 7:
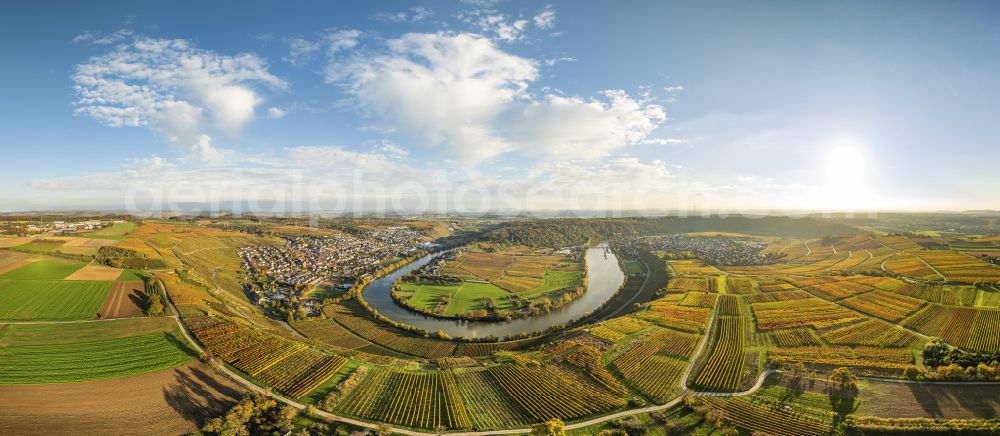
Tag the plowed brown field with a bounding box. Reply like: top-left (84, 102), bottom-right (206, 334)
top-left (0, 364), bottom-right (243, 435)
top-left (97, 281), bottom-right (146, 318)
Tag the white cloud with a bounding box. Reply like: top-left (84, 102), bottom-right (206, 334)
top-left (460, 10), bottom-right (529, 42)
top-left (543, 57), bottom-right (576, 66)
top-left (267, 107), bottom-right (287, 119)
top-left (285, 37), bottom-right (321, 65)
top-left (508, 90), bottom-right (666, 160)
top-left (642, 137), bottom-right (689, 145)
top-left (665, 85), bottom-right (685, 93)
top-left (533, 5), bottom-right (556, 30)
top-left (73, 37), bottom-right (286, 161)
top-left (330, 32), bottom-right (537, 162)
top-left (329, 33), bottom-right (665, 163)
top-left (72, 28), bottom-right (133, 45)
top-left (325, 29), bottom-right (362, 55)
top-left (374, 141), bottom-right (409, 158)
top-left (376, 7), bottom-right (433, 23)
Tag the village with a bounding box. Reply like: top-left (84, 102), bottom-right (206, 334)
top-left (634, 234), bottom-right (777, 266)
top-left (238, 226), bottom-right (428, 316)
top-left (0, 219), bottom-right (125, 236)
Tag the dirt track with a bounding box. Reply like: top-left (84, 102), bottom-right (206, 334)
top-left (0, 364), bottom-right (244, 436)
top-left (98, 281), bottom-right (146, 318)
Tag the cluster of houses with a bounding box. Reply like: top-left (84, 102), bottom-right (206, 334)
top-left (3, 220), bottom-right (124, 235)
top-left (239, 226), bottom-right (426, 310)
top-left (635, 234), bottom-right (776, 266)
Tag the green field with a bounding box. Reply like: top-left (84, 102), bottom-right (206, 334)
top-left (516, 269), bottom-right (585, 300)
top-left (117, 269), bottom-right (150, 281)
top-left (0, 331), bottom-right (192, 383)
top-left (82, 222), bottom-right (136, 240)
top-left (623, 260), bottom-right (644, 275)
top-left (0, 259), bottom-right (84, 280)
top-left (396, 281), bottom-right (514, 316)
top-left (0, 317), bottom-right (179, 346)
top-left (8, 241), bottom-right (63, 254)
top-left (0, 280), bottom-right (112, 320)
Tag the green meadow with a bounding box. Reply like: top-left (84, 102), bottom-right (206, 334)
top-left (0, 280), bottom-right (112, 321)
top-left (0, 259), bottom-right (84, 280)
top-left (82, 221), bottom-right (137, 240)
top-left (396, 281), bottom-right (514, 316)
top-left (0, 330), bottom-right (191, 384)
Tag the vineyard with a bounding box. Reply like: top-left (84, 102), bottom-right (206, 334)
top-left (454, 369), bottom-right (533, 429)
top-left (487, 363), bottom-right (627, 421)
top-left (690, 304), bottom-right (749, 392)
top-left (336, 369), bottom-right (471, 429)
top-left (678, 291), bottom-right (717, 308)
top-left (917, 251), bottom-right (1000, 283)
top-left (665, 276), bottom-right (710, 292)
top-left (884, 253), bottom-right (941, 281)
top-left (820, 318), bottom-right (924, 348)
top-left (767, 346), bottom-right (913, 371)
top-left (323, 302), bottom-right (457, 358)
top-left (767, 327), bottom-right (824, 347)
top-left (840, 290), bottom-right (924, 322)
top-left (700, 396), bottom-right (831, 436)
top-left (752, 298), bottom-right (861, 330)
top-left (612, 328), bottom-right (698, 402)
top-left (186, 315), bottom-right (345, 398)
top-left (588, 316), bottom-right (651, 342)
top-left (634, 300), bottom-right (711, 332)
top-left (292, 318), bottom-right (372, 351)
top-left (902, 304), bottom-right (1000, 352)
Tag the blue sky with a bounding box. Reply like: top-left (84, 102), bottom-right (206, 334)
top-left (2, 0), bottom-right (999, 213)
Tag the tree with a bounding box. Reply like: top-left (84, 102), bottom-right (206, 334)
top-left (146, 296), bottom-right (164, 316)
top-left (202, 393), bottom-right (297, 436)
top-left (531, 419), bottom-right (566, 436)
top-left (374, 424), bottom-right (394, 436)
top-left (903, 365), bottom-right (922, 380)
top-left (706, 409), bottom-right (728, 429)
top-left (828, 367), bottom-right (858, 393)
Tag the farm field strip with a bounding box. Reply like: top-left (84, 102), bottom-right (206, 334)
top-left (0, 280), bottom-right (112, 321)
top-left (0, 331), bottom-right (191, 383)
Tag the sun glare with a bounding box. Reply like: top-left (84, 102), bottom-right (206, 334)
top-left (821, 143), bottom-right (875, 210)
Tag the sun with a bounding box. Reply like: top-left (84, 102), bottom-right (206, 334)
top-left (821, 143), bottom-right (875, 210)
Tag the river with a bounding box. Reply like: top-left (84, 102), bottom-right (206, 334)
top-left (361, 242), bottom-right (626, 338)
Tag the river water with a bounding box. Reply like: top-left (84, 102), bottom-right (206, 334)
top-left (361, 242), bottom-right (626, 338)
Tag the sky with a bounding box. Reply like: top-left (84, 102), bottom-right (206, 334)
top-left (1, 0), bottom-right (999, 214)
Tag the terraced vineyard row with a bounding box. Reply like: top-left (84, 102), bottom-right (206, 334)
top-left (767, 327), bottom-right (823, 347)
top-left (840, 290), bottom-right (924, 322)
top-left (346, 371), bottom-right (471, 429)
top-left (690, 315), bottom-right (747, 392)
top-left (486, 364), bottom-right (627, 421)
top-left (454, 369), bottom-right (533, 429)
top-left (701, 396), bottom-right (831, 436)
top-left (819, 318), bottom-right (924, 348)
top-left (767, 346), bottom-right (913, 371)
top-left (324, 302), bottom-right (457, 358)
top-left (902, 304), bottom-right (1000, 352)
top-left (186, 315), bottom-right (344, 398)
top-left (635, 300), bottom-right (710, 332)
